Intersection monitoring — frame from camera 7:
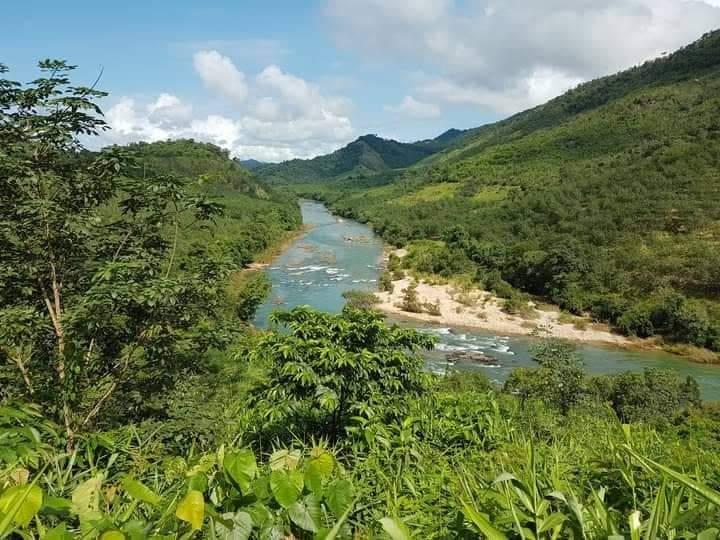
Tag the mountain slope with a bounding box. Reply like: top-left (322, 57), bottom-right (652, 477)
top-left (302, 29), bottom-right (720, 353)
top-left (256, 131), bottom-right (467, 184)
top-left (120, 139), bottom-right (301, 264)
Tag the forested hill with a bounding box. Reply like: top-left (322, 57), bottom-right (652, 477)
top-left (255, 130), bottom-right (467, 184)
top-left (115, 139), bottom-right (301, 266)
top-left (120, 139), bottom-right (275, 200)
top-left (298, 29), bottom-right (720, 354)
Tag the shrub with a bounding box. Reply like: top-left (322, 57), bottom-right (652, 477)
top-left (618, 304), bottom-right (655, 338)
top-left (378, 271), bottom-right (394, 293)
top-left (399, 282), bottom-right (424, 313)
top-left (342, 290), bottom-right (380, 310)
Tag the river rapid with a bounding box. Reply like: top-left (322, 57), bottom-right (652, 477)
top-left (255, 200), bottom-right (720, 400)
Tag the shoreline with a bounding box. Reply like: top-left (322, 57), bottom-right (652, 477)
top-left (247, 223), bottom-right (315, 269)
top-left (375, 275), bottom-right (720, 364)
top-left (375, 277), bottom-right (632, 347)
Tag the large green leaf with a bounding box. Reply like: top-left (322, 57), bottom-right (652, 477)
top-left (0, 484), bottom-right (43, 527)
top-left (380, 517), bottom-right (412, 540)
top-left (176, 490), bottom-right (204, 531)
top-left (71, 474), bottom-right (104, 525)
top-left (288, 497), bottom-right (319, 532)
top-left (121, 477), bottom-right (161, 506)
top-left (305, 452), bottom-right (334, 494)
top-left (326, 479), bottom-right (354, 518)
top-left (224, 450), bottom-right (257, 493)
top-left (270, 470), bottom-right (303, 508)
top-left (269, 449), bottom-right (301, 471)
top-left (216, 511), bottom-right (254, 540)
top-left (43, 523), bottom-right (73, 540)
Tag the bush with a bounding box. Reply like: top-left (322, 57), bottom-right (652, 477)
top-left (378, 271), bottom-right (394, 293)
top-left (342, 290), bottom-right (380, 310)
top-left (617, 304), bottom-right (655, 337)
top-left (399, 282), bottom-right (424, 313)
top-left (424, 300), bottom-right (442, 316)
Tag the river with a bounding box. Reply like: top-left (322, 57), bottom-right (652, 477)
top-left (255, 200), bottom-right (720, 400)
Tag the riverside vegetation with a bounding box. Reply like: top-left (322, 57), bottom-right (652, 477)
top-left (283, 30), bottom-right (720, 359)
top-left (2, 50), bottom-right (720, 539)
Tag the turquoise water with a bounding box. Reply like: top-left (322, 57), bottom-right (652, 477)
top-left (255, 200), bottom-right (720, 400)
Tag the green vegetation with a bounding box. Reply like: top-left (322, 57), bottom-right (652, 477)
top-left (293, 30), bottom-right (720, 356)
top-left (4, 40), bottom-right (720, 539)
top-left (256, 131), bottom-right (467, 184)
top-left (0, 61), bottom-right (299, 445)
top-left (1, 307), bottom-right (720, 538)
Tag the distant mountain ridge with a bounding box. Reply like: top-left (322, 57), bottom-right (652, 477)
top-left (255, 130), bottom-right (468, 184)
top-left (238, 158), bottom-right (265, 170)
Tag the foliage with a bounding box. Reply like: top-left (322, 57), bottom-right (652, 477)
top-left (341, 290), bottom-right (380, 310)
top-left (232, 272), bottom-right (272, 322)
top-left (249, 307), bottom-right (435, 442)
top-left (0, 62), bottom-right (300, 445)
top-left (0, 61), bottom-right (237, 446)
top-left (0, 436), bottom-right (357, 539)
top-left (399, 282), bottom-right (424, 314)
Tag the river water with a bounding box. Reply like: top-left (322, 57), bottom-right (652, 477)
top-left (255, 200), bottom-right (720, 400)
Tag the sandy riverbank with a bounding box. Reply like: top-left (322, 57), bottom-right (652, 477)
top-left (376, 276), bottom-right (631, 346)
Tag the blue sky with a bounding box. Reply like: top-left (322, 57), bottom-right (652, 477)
top-left (4, 0), bottom-right (720, 161)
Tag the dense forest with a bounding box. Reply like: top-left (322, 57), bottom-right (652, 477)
top-left (293, 30), bottom-right (720, 357)
top-left (2, 41), bottom-right (720, 539)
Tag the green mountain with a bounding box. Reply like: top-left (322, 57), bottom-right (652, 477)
top-left (238, 158), bottom-right (265, 170)
top-left (119, 139), bottom-right (301, 264)
top-left (299, 29), bottom-right (720, 353)
top-left (256, 131), bottom-right (467, 184)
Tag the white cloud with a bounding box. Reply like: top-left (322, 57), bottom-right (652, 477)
top-left (103, 52), bottom-right (355, 162)
top-left (193, 50), bottom-right (248, 104)
top-left (385, 95), bottom-right (441, 118)
top-left (325, 0), bottom-right (720, 114)
top-left (147, 93), bottom-right (193, 127)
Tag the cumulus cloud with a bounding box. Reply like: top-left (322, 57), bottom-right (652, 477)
top-left (325, 0), bottom-right (720, 114)
top-left (193, 50), bottom-right (249, 104)
top-left (385, 95), bottom-right (441, 118)
top-left (103, 51), bottom-right (355, 161)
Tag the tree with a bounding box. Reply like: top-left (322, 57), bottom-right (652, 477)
top-left (250, 306), bottom-right (436, 441)
top-left (234, 272), bottom-right (271, 322)
top-left (531, 339), bottom-right (586, 414)
top-left (0, 61), bottom-right (232, 446)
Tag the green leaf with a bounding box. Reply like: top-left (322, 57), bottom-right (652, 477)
top-left (319, 495), bottom-right (357, 540)
top-left (44, 523), bottom-right (73, 540)
top-left (71, 474), bottom-right (104, 524)
top-left (269, 449), bottom-right (301, 471)
top-left (224, 450), bottom-right (257, 494)
top-left (216, 511), bottom-right (253, 540)
top-left (288, 498), bottom-right (319, 532)
top-left (380, 517), bottom-right (412, 540)
top-left (633, 451), bottom-right (720, 507)
top-left (305, 452), bottom-right (334, 494)
top-left (270, 470), bottom-right (302, 508)
top-left (176, 490), bottom-right (204, 531)
top-left (99, 531), bottom-right (125, 540)
top-left (0, 484), bottom-right (43, 527)
top-left (188, 473), bottom-right (208, 492)
top-left (538, 512), bottom-right (567, 533)
top-left (121, 477), bottom-right (161, 505)
top-left (460, 501), bottom-right (508, 540)
top-left (326, 479), bottom-right (354, 518)
top-left (698, 529), bottom-right (719, 540)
